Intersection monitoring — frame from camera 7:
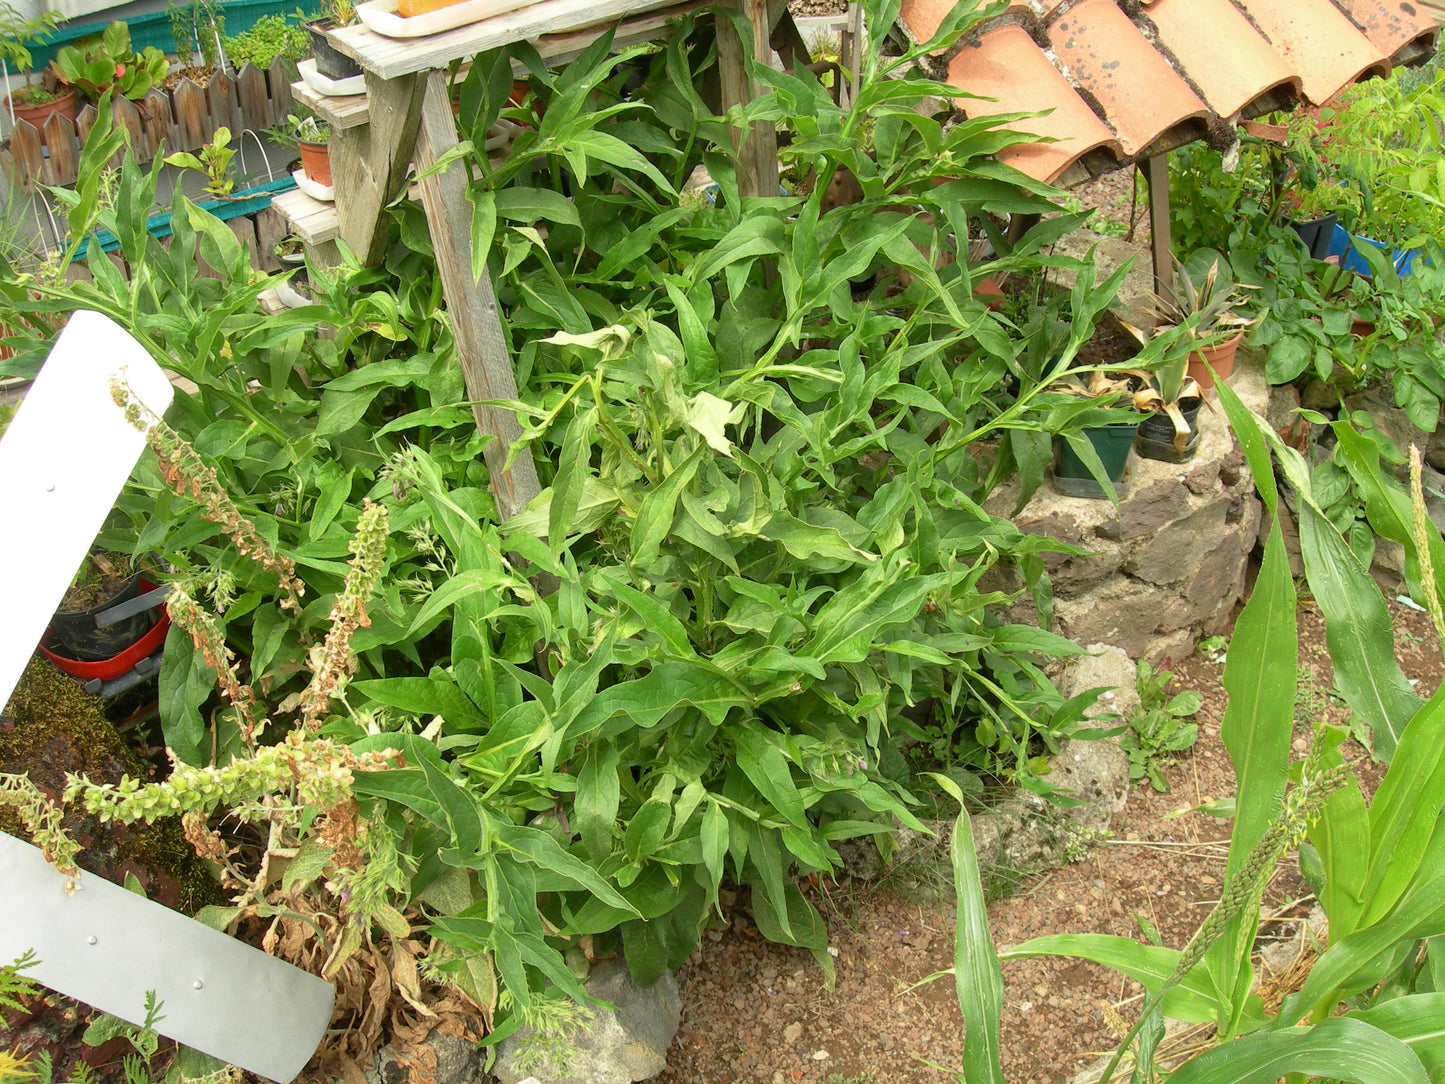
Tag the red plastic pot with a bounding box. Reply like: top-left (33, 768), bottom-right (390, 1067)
top-left (38, 578), bottom-right (171, 682)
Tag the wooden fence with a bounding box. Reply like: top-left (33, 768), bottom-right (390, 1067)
top-left (0, 59), bottom-right (299, 192)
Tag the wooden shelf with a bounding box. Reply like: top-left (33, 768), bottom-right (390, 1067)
top-left (272, 187), bottom-right (339, 245)
top-left (330, 0), bottom-right (692, 79)
top-left (292, 83), bottom-right (372, 130)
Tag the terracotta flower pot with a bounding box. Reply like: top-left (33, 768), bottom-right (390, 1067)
top-left (5, 85), bottom-right (78, 140)
top-left (974, 273), bottom-right (1006, 312)
top-left (298, 139), bottom-right (331, 187)
top-left (1187, 329), bottom-right (1243, 392)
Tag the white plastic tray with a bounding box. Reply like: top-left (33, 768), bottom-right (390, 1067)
top-left (298, 56), bottom-right (367, 97)
top-left (356, 0), bottom-right (540, 38)
top-left (293, 168), bottom-right (334, 202)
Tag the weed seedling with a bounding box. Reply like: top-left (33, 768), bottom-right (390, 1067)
top-left (1119, 660), bottom-right (1202, 791)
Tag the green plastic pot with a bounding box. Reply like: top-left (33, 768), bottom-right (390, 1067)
top-left (1053, 420), bottom-right (1140, 499)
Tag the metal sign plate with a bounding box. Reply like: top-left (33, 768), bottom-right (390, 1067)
top-left (0, 832), bottom-right (335, 1082)
top-left (0, 310), bottom-right (175, 710)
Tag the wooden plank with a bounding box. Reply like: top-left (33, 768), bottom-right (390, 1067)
top-left (715, 0), bottom-right (777, 197)
top-left (331, 0), bottom-right (685, 79)
top-left (1144, 154), bottom-right (1172, 297)
top-left (413, 69), bottom-right (540, 522)
top-left (139, 89), bottom-right (173, 160)
top-left (229, 216), bottom-right (259, 268)
top-left (533, 1), bottom-right (704, 64)
top-left (205, 69), bottom-right (242, 139)
top-left (5, 124), bottom-right (42, 192)
top-left (173, 78), bottom-right (209, 152)
top-left (236, 63), bottom-right (271, 133)
top-left (272, 187), bottom-right (339, 245)
top-left (333, 70), bottom-right (426, 266)
top-left (112, 95), bottom-right (145, 160)
top-left (42, 113), bottom-right (79, 187)
top-left (255, 205), bottom-right (289, 270)
top-left (291, 81), bottom-right (372, 130)
top-left (838, 0), bottom-right (862, 109)
top-left (267, 58), bottom-right (298, 123)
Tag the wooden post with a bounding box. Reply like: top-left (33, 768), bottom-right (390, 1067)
top-left (715, 0), bottom-right (778, 197)
top-left (333, 71), bottom-right (427, 267)
top-left (412, 70), bottom-right (541, 523)
top-left (1144, 153), bottom-right (1173, 297)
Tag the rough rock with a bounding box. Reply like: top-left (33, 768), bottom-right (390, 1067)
top-left (1058, 643), bottom-right (1139, 717)
top-left (986, 351), bottom-right (1268, 664)
top-left (366, 1029), bottom-right (486, 1084)
top-left (493, 959), bottom-right (681, 1084)
top-left (1051, 228), bottom-right (1157, 329)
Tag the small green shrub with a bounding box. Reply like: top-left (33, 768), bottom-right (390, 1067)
top-left (1119, 660), bottom-right (1201, 791)
top-left (223, 13), bottom-right (308, 70)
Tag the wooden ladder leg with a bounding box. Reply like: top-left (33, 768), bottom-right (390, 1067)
top-left (333, 70), bottom-right (427, 268)
top-left (412, 69), bottom-right (541, 523)
top-left (715, 0), bottom-right (779, 198)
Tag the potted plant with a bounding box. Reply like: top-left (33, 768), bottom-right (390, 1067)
top-left (1149, 249), bottom-right (1257, 392)
top-left (54, 21), bottom-right (170, 104)
top-left (0, 3), bottom-right (72, 135)
top-left (44, 550), bottom-right (165, 664)
top-left (306, 0), bottom-right (360, 81)
top-left (1130, 322), bottom-right (1210, 463)
top-left (269, 110), bottom-right (331, 191)
top-left (1047, 368), bottom-right (1148, 497)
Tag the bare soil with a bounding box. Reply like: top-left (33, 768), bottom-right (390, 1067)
top-left (658, 597), bottom-right (1441, 1084)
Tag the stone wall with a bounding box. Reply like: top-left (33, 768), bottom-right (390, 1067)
top-left (987, 358), bottom-right (1268, 666)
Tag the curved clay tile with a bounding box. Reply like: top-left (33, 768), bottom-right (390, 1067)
top-left (1238, 0), bottom-right (1390, 103)
top-left (1046, 0), bottom-right (1210, 157)
top-left (946, 23), bottom-right (1123, 184)
top-left (1143, 0), bottom-right (1302, 119)
top-left (898, 0), bottom-right (1030, 44)
top-left (1332, 0), bottom-right (1441, 66)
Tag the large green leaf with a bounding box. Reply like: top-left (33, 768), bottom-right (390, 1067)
top-left (1207, 383), bottom-right (1298, 1036)
top-left (1348, 993), bottom-right (1445, 1077)
top-left (943, 789), bottom-right (1006, 1084)
top-left (1361, 687), bottom-right (1445, 927)
top-left (1298, 501), bottom-right (1419, 760)
top-left (1171, 1017), bottom-right (1430, 1084)
top-left (1001, 935), bottom-right (1224, 1024)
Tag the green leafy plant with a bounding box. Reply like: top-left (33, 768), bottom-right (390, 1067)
top-left (167, 0), bottom-right (223, 71)
top-left (164, 127), bottom-right (236, 200)
top-left (933, 378), bottom-right (1445, 1083)
top-left (54, 21), bottom-right (170, 102)
top-left (266, 109), bottom-right (328, 146)
top-left (222, 13), bottom-right (307, 70)
top-left (1118, 659), bottom-right (1202, 792)
top-left (0, 2), bottom-right (66, 103)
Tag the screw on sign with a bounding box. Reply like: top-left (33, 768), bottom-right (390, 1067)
top-left (0, 311), bottom-right (333, 1083)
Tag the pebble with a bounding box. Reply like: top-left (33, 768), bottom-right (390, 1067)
top-left (812, 1050), bottom-right (831, 1061)
top-left (784, 1022), bottom-right (803, 1043)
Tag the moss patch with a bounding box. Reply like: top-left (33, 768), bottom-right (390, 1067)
top-left (1, 657), bottom-right (224, 913)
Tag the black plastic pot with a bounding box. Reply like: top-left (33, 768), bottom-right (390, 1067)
top-left (309, 20), bottom-right (362, 80)
top-left (1288, 214), bottom-right (1339, 261)
top-left (51, 573), bottom-right (159, 661)
top-left (1053, 420), bottom-right (1140, 499)
top-left (1135, 397), bottom-right (1204, 464)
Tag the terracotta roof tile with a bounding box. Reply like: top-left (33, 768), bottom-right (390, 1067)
top-left (1046, 0), bottom-right (1209, 157)
top-left (1333, 0), bottom-right (1440, 65)
top-left (905, 0), bottom-right (1441, 185)
top-left (1236, 0), bottom-right (1390, 103)
top-left (947, 24), bottom-right (1124, 185)
top-left (1143, 0), bottom-right (1302, 119)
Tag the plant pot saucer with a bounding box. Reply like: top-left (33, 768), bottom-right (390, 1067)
top-left (293, 168), bottom-right (334, 202)
top-left (298, 57), bottom-right (367, 97)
